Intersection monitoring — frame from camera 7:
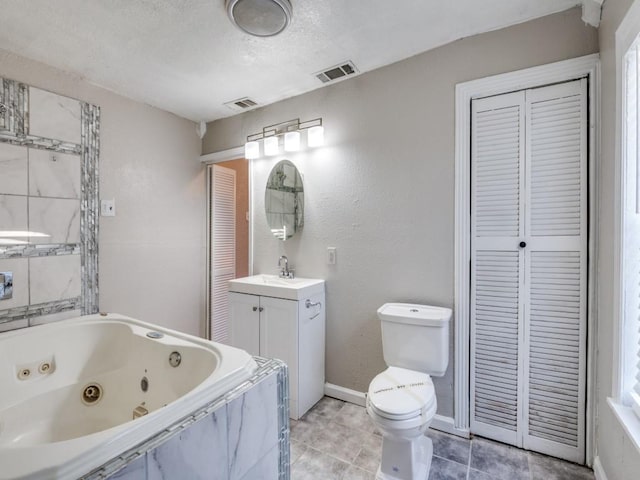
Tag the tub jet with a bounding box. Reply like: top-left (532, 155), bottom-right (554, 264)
top-left (82, 383), bottom-right (102, 405)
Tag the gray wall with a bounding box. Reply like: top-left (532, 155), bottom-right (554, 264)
top-left (596, 0), bottom-right (640, 477)
top-left (0, 48), bottom-right (206, 337)
top-left (203, 7), bottom-right (598, 417)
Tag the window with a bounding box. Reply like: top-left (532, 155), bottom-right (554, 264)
top-left (621, 35), bottom-right (640, 419)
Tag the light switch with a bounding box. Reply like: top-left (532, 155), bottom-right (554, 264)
top-left (101, 199), bottom-right (116, 217)
top-left (327, 247), bottom-right (337, 265)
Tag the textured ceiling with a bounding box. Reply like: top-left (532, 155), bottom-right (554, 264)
top-left (0, 0), bottom-right (584, 121)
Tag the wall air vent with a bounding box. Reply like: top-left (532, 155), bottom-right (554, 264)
top-left (224, 97), bottom-right (259, 112)
top-left (314, 61), bottom-right (358, 84)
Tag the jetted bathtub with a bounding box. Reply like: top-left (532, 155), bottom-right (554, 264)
top-left (0, 313), bottom-right (258, 480)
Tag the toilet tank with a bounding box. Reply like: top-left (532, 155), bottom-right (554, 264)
top-left (378, 303), bottom-right (452, 376)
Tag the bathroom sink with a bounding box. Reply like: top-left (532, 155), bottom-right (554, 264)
top-left (228, 274), bottom-right (324, 300)
top-left (256, 275), bottom-right (307, 286)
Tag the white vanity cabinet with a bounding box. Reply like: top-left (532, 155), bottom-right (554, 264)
top-left (228, 275), bottom-right (325, 420)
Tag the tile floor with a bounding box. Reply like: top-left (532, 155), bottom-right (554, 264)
top-left (290, 397), bottom-right (594, 480)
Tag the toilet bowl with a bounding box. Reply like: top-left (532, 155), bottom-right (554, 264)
top-left (366, 303), bottom-right (451, 480)
top-left (367, 366), bottom-right (437, 480)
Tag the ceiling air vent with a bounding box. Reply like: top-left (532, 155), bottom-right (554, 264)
top-left (315, 61), bottom-right (358, 84)
top-left (224, 97), bottom-right (258, 112)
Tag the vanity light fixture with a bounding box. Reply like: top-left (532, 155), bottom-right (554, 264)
top-left (264, 136), bottom-right (280, 156)
top-left (245, 141), bottom-right (260, 159)
top-left (284, 131), bottom-right (300, 152)
top-left (244, 117), bottom-right (323, 159)
top-left (307, 125), bottom-right (324, 148)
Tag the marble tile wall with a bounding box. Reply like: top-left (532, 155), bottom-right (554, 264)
top-left (0, 143), bottom-right (28, 194)
top-left (0, 258), bottom-right (28, 308)
top-left (29, 255), bottom-right (81, 304)
top-left (28, 149), bottom-right (81, 198)
top-left (29, 87), bottom-right (82, 144)
top-left (29, 308), bottom-right (82, 326)
top-left (28, 197), bottom-right (81, 244)
top-left (0, 78), bottom-right (99, 329)
top-left (0, 193), bottom-right (27, 231)
top-left (80, 358), bottom-right (289, 480)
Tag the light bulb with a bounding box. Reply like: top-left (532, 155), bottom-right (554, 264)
top-left (284, 131), bottom-right (300, 151)
top-left (264, 136), bottom-right (279, 156)
top-left (244, 141), bottom-right (259, 159)
top-left (307, 125), bottom-right (324, 147)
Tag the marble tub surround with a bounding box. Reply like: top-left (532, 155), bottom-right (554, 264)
top-left (0, 257), bottom-right (28, 309)
top-left (0, 76), bottom-right (99, 328)
top-left (0, 194), bottom-right (28, 232)
top-left (0, 79), bottom-right (27, 133)
top-left (28, 87), bottom-right (82, 144)
top-left (0, 145), bottom-right (81, 245)
top-left (82, 357), bottom-right (289, 480)
top-left (29, 254), bottom-right (81, 304)
top-left (28, 148), bottom-right (81, 198)
top-left (28, 197), bottom-right (80, 244)
top-left (0, 145), bottom-right (80, 199)
top-left (0, 317), bottom-right (28, 332)
top-left (0, 142), bottom-right (27, 195)
top-left (28, 307), bottom-right (82, 327)
top-left (290, 397), bottom-right (594, 480)
top-left (0, 314), bottom-right (267, 479)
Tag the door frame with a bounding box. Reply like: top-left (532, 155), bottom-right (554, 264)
top-left (202, 146), bottom-right (254, 341)
top-left (454, 54), bottom-right (600, 465)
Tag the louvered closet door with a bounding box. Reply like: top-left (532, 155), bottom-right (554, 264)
top-left (470, 79), bottom-right (587, 463)
top-left (470, 91), bottom-right (526, 446)
top-left (523, 79), bottom-right (587, 463)
top-left (209, 165), bottom-right (237, 343)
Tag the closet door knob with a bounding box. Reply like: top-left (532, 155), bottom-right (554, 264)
top-left (519, 241), bottom-right (527, 248)
top-left (259, 307), bottom-right (264, 312)
top-left (252, 306), bottom-right (258, 312)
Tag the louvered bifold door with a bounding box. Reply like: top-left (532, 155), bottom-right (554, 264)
top-left (523, 79), bottom-right (587, 463)
top-left (209, 165), bottom-right (237, 343)
top-left (470, 91), bottom-right (526, 445)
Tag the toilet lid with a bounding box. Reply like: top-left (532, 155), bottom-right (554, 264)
top-left (368, 367), bottom-right (435, 419)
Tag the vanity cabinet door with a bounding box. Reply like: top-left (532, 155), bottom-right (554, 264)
top-left (229, 292), bottom-right (260, 356)
top-left (260, 296), bottom-right (299, 415)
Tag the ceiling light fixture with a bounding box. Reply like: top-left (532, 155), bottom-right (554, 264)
top-left (244, 117), bottom-right (324, 159)
top-left (226, 0), bottom-right (292, 37)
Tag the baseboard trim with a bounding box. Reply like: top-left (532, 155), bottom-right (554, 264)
top-left (324, 383), bottom-right (470, 438)
top-left (431, 414), bottom-right (471, 439)
top-left (593, 456), bottom-right (608, 480)
top-left (324, 383), bottom-right (366, 406)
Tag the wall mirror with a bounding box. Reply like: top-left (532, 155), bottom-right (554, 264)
top-left (265, 160), bottom-right (304, 240)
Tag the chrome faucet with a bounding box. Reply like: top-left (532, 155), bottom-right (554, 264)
top-left (278, 255), bottom-right (294, 279)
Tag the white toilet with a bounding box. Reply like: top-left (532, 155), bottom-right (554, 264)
top-left (366, 303), bottom-right (452, 480)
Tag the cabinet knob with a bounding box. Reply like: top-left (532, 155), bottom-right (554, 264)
top-left (252, 306), bottom-right (258, 312)
top-left (519, 241), bottom-right (527, 248)
top-left (259, 307), bottom-right (264, 312)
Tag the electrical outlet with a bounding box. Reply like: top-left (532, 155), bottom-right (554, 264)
top-left (327, 247), bottom-right (337, 265)
top-left (101, 199), bottom-right (116, 217)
